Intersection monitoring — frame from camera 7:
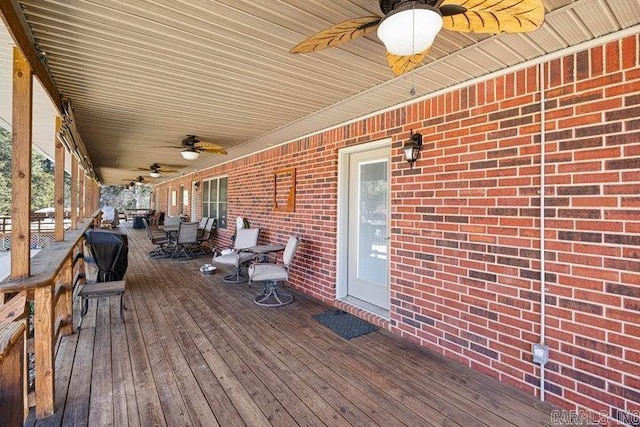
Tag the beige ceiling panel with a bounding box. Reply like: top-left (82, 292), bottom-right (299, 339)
top-left (572, 0), bottom-right (620, 37)
top-left (9, 0), bottom-right (639, 184)
top-left (607, 0), bottom-right (640, 28)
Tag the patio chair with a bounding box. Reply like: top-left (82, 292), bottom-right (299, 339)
top-left (79, 229), bottom-right (129, 329)
top-left (212, 228), bottom-right (259, 283)
top-left (143, 218), bottom-right (171, 258)
top-left (163, 215), bottom-right (182, 227)
top-left (194, 218), bottom-right (217, 255)
top-left (197, 217), bottom-right (210, 238)
top-left (172, 221), bottom-right (199, 259)
top-left (249, 236), bottom-right (300, 307)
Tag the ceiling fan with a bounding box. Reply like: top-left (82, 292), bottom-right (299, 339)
top-left (157, 135), bottom-right (228, 160)
top-left (122, 176), bottom-right (150, 187)
top-left (290, 0), bottom-right (545, 76)
top-left (134, 163), bottom-right (179, 178)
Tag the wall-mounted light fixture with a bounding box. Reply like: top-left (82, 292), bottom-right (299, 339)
top-left (403, 131), bottom-right (423, 168)
top-left (194, 180), bottom-right (201, 191)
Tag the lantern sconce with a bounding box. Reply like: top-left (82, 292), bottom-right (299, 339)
top-left (404, 131), bottom-right (423, 168)
top-left (194, 180), bottom-right (201, 191)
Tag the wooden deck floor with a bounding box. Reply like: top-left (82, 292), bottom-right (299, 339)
top-left (27, 223), bottom-right (558, 426)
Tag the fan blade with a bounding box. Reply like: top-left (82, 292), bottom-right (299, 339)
top-left (194, 141), bottom-right (227, 155)
top-left (386, 49), bottom-right (429, 76)
top-left (441, 0), bottom-right (545, 34)
top-left (439, 4), bottom-right (467, 17)
top-left (290, 16), bottom-right (381, 54)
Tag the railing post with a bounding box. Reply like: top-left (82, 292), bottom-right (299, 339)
top-left (59, 257), bottom-right (73, 337)
top-left (34, 284), bottom-right (55, 418)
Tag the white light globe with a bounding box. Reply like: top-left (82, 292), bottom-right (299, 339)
top-left (181, 149), bottom-right (200, 160)
top-left (377, 6), bottom-right (443, 56)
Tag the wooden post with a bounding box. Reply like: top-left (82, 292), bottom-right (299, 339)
top-left (11, 47), bottom-right (32, 280)
top-left (34, 284), bottom-right (55, 418)
top-left (59, 257), bottom-right (73, 337)
top-left (70, 156), bottom-right (78, 229)
top-left (79, 171), bottom-right (85, 220)
top-left (54, 116), bottom-right (64, 241)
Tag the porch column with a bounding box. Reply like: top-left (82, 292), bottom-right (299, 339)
top-left (79, 171), bottom-right (85, 219)
top-left (70, 155), bottom-right (78, 229)
top-left (54, 116), bottom-right (64, 241)
top-left (10, 46), bottom-right (32, 280)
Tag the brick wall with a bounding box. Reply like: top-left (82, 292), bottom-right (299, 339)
top-left (155, 34), bottom-right (640, 424)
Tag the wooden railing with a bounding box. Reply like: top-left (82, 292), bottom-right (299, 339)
top-left (0, 212), bottom-right (98, 423)
top-left (0, 214), bottom-right (72, 234)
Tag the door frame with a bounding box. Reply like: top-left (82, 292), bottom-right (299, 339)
top-left (336, 138), bottom-right (391, 316)
top-left (191, 181), bottom-right (198, 221)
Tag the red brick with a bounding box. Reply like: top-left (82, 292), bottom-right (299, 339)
top-left (151, 36), bottom-right (640, 423)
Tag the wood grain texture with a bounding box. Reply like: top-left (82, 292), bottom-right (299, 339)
top-left (11, 47), bottom-right (32, 280)
top-left (54, 116), bottom-right (65, 242)
top-left (290, 16), bottom-right (381, 54)
top-left (24, 222), bottom-right (558, 426)
top-left (442, 0), bottom-right (545, 33)
top-left (386, 49), bottom-right (429, 76)
top-left (34, 285), bottom-right (55, 418)
top-left (70, 157), bottom-right (78, 230)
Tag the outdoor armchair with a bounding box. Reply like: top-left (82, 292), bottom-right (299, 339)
top-left (212, 228), bottom-right (259, 283)
top-left (248, 235), bottom-right (300, 306)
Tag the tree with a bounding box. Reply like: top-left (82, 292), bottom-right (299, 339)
top-left (100, 184), bottom-right (150, 210)
top-left (0, 125), bottom-right (72, 215)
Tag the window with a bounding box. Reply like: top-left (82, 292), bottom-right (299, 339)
top-left (202, 176), bottom-right (228, 229)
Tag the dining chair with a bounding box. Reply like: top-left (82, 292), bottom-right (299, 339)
top-left (172, 221), bottom-right (199, 259)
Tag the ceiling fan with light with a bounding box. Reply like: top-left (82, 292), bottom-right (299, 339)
top-left (135, 163), bottom-right (179, 178)
top-left (122, 176), bottom-right (150, 187)
top-left (155, 135), bottom-right (228, 160)
top-left (160, 135), bottom-right (228, 160)
top-left (290, 0), bottom-right (545, 76)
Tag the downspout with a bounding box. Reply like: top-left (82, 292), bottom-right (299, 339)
top-left (538, 62), bottom-right (548, 402)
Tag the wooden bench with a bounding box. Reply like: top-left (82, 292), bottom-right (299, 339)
top-left (78, 280), bottom-right (126, 329)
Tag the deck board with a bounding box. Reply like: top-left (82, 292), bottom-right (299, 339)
top-left (26, 223), bottom-right (558, 426)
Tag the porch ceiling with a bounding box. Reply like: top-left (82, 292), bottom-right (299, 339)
top-left (9, 0), bottom-right (640, 184)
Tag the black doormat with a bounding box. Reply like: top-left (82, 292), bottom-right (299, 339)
top-left (312, 310), bottom-right (377, 340)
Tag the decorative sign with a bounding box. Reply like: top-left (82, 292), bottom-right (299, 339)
top-left (274, 168), bottom-right (296, 212)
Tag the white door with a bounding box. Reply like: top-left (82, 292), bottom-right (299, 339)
top-left (346, 147), bottom-right (390, 309)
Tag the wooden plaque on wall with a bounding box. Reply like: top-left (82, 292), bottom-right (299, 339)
top-left (274, 168), bottom-right (296, 212)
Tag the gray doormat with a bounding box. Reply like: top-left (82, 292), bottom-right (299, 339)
top-left (313, 310), bottom-right (377, 340)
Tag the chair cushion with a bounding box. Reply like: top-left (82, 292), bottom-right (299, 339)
top-left (249, 263), bottom-right (287, 282)
top-left (213, 251), bottom-right (254, 267)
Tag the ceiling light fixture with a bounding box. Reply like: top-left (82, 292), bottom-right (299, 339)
top-left (181, 148), bottom-right (200, 160)
top-left (377, 1), bottom-right (443, 56)
top-left (149, 171), bottom-right (162, 178)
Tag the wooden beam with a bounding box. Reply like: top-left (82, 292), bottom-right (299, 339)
top-left (79, 172), bottom-right (85, 219)
top-left (54, 116), bottom-right (64, 241)
top-left (34, 284), bottom-right (55, 418)
top-left (58, 258), bottom-right (73, 337)
top-left (70, 156), bottom-right (78, 230)
top-left (0, 0), bottom-right (62, 113)
top-left (11, 47), bottom-right (32, 280)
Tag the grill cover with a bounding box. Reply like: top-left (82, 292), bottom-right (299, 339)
top-left (85, 229), bottom-right (129, 282)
